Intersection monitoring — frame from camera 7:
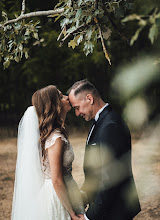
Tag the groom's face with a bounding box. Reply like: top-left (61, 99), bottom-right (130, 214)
top-left (69, 90), bottom-right (93, 121)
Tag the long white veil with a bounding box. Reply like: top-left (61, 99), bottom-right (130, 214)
top-left (11, 106), bottom-right (49, 220)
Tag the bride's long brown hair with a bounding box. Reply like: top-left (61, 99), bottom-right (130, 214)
top-left (32, 85), bottom-right (67, 160)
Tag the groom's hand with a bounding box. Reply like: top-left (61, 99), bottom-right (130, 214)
top-left (71, 214), bottom-right (83, 220)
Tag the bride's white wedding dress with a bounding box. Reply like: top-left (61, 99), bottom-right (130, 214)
top-left (43, 129), bottom-right (85, 219)
top-left (11, 106), bottom-right (84, 220)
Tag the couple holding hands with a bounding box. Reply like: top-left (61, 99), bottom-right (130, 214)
top-left (11, 79), bottom-right (141, 220)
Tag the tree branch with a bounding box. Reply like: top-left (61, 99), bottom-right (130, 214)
top-left (0, 8), bottom-right (64, 27)
top-left (95, 18), bottom-right (111, 65)
top-left (57, 25), bottom-right (66, 41)
top-left (59, 23), bottom-right (86, 45)
top-left (102, 0), bottom-right (129, 44)
top-left (21, 0), bottom-right (26, 16)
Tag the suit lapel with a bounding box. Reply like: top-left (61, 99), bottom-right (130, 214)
top-left (83, 105), bottom-right (112, 187)
top-left (96, 105), bottom-right (112, 126)
top-left (86, 105), bottom-right (112, 145)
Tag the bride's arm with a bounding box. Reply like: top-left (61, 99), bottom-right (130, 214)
top-left (47, 137), bottom-right (79, 220)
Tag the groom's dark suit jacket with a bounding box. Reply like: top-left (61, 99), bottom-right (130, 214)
top-left (81, 105), bottom-right (141, 220)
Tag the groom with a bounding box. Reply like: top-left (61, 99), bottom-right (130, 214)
top-left (68, 79), bottom-right (141, 220)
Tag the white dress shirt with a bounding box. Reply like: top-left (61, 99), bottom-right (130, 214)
top-left (86, 103), bottom-right (109, 144)
top-left (84, 213), bottom-right (90, 220)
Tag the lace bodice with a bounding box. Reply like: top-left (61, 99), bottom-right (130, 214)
top-left (43, 129), bottom-right (74, 179)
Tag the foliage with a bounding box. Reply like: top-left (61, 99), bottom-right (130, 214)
top-left (122, 7), bottom-right (160, 46)
top-left (0, 0), bottom-right (134, 68)
top-left (0, 0), bottom-right (160, 130)
top-left (1, 0), bottom-right (160, 68)
top-left (54, 0), bottom-right (134, 63)
top-left (0, 14), bottom-right (41, 69)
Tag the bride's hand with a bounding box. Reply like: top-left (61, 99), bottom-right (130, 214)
top-left (71, 214), bottom-right (85, 220)
top-left (70, 213), bottom-right (81, 220)
top-left (77, 214), bottom-right (85, 220)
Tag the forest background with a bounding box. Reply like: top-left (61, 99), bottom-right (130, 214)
top-left (0, 0), bottom-right (160, 136)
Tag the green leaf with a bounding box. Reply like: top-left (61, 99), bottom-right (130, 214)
top-left (54, 14), bottom-right (62, 22)
top-left (75, 19), bottom-right (80, 28)
top-left (16, 35), bottom-right (23, 43)
top-left (156, 16), bottom-right (160, 27)
top-left (67, 26), bottom-right (76, 34)
top-left (2, 11), bottom-right (8, 21)
top-left (122, 14), bottom-right (141, 22)
top-left (102, 27), bottom-right (112, 40)
top-left (83, 41), bottom-right (94, 56)
top-left (14, 23), bottom-right (21, 31)
top-left (138, 19), bottom-right (147, 26)
top-left (112, 2), bottom-right (120, 9)
top-left (114, 7), bottom-right (124, 19)
top-left (54, 1), bottom-right (64, 8)
top-left (19, 43), bottom-right (23, 51)
top-left (149, 24), bottom-right (159, 44)
top-left (155, 12), bottom-right (160, 19)
top-left (86, 15), bottom-right (92, 24)
top-left (60, 18), bottom-right (69, 28)
top-left (14, 55), bottom-right (19, 62)
top-left (8, 41), bottom-right (14, 52)
top-left (3, 58), bottom-right (10, 69)
top-left (130, 26), bottom-right (143, 46)
top-left (2, 11), bottom-right (7, 17)
top-left (33, 32), bottom-right (39, 40)
top-left (106, 4), bottom-right (114, 13)
top-left (124, 2), bottom-right (133, 10)
top-left (25, 29), bottom-right (30, 36)
top-left (33, 20), bottom-right (40, 27)
top-left (94, 9), bottom-right (100, 17)
top-left (78, 0), bottom-right (83, 7)
top-left (68, 39), bottom-right (77, 49)
top-left (75, 8), bottom-right (82, 20)
top-left (77, 34), bottom-right (83, 45)
top-left (24, 48), bottom-right (29, 59)
top-left (86, 26), bottom-right (93, 41)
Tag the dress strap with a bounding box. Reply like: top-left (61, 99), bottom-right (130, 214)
top-left (45, 129), bottom-right (67, 150)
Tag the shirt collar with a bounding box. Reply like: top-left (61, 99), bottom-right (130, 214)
top-left (94, 103), bottom-right (109, 121)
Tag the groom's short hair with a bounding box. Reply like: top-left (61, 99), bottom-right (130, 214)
top-left (67, 79), bottom-right (100, 98)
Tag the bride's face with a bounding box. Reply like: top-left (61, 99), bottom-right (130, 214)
top-left (59, 91), bottom-right (71, 113)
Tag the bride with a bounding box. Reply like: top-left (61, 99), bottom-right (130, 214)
top-left (11, 85), bottom-right (85, 220)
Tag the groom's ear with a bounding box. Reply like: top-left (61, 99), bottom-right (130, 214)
top-left (86, 94), bottom-right (94, 105)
